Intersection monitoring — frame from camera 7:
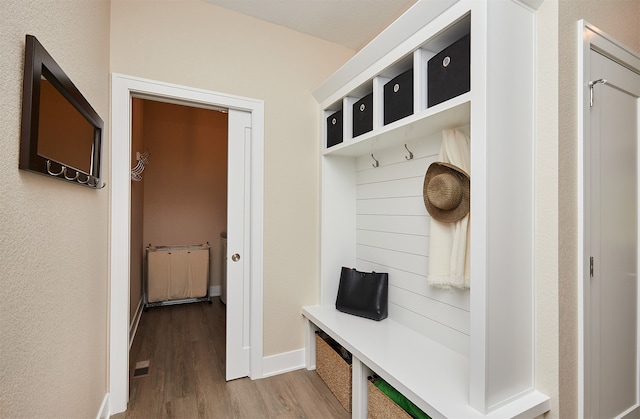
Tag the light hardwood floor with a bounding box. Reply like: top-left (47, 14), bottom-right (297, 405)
top-left (112, 298), bottom-right (349, 418)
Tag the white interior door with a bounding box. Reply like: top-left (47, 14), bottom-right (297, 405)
top-left (587, 49), bottom-right (640, 419)
top-left (226, 109), bottom-right (251, 380)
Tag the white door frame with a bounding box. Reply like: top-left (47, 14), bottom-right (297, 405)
top-left (578, 20), bottom-right (640, 418)
top-left (109, 73), bottom-right (264, 415)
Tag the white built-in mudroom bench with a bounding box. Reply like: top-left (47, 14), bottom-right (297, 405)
top-left (302, 0), bottom-right (551, 418)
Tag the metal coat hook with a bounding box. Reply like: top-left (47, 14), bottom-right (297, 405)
top-left (63, 167), bottom-right (79, 181)
top-left (46, 160), bottom-right (65, 176)
top-left (404, 144), bottom-right (414, 160)
top-left (131, 150), bottom-right (150, 182)
top-left (589, 78), bottom-right (607, 107)
top-left (371, 154), bottom-right (379, 168)
top-left (77, 173), bottom-right (90, 184)
top-left (45, 159), bottom-right (104, 188)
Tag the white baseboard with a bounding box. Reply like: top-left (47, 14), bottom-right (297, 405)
top-left (96, 393), bottom-right (109, 419)
top-left (209, 285), bottom-right (221, 297)
top-left (262, 348), bottom-right (305, 378)
top-left (129, 297), bottom-right (143, 350)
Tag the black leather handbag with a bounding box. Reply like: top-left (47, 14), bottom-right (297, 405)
top-left (335, 267), bottom-right (388, 321)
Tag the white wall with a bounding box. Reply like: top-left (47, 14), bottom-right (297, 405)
top-left (0, 0), bottom-right (110, 417)
top-left (110, 0), bottom-right (355, 356)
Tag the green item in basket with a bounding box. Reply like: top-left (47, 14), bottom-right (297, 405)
top-left (372, 378), bottom-right (431, 419)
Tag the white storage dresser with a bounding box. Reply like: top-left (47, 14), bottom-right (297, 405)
top-left (302, 0), bottom-right (550, 418)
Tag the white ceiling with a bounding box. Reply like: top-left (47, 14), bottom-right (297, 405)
top-left (202, 0), bottom-right (417, 50)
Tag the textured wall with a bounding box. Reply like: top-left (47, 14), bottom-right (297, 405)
top-left (0, 0), bottom-right (110, 417)
top-left (558, 1), bottom-right (640, 418)
top-left (535, 1), bottom-right (560, 418)
top-left (110, 0), bottom-right (355, 356)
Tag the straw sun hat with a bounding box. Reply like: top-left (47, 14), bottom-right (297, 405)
top-left (423, 162), bottom-right (470, 223)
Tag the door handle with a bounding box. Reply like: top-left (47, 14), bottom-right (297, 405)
top-left (231, 253), bottom-right (241, 262)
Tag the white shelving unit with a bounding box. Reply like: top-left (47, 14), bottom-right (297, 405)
top-left (303, 0), bottom-right (549, 417)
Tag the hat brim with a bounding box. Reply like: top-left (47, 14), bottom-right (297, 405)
top-left (423, 162), bottom-right (470, 223)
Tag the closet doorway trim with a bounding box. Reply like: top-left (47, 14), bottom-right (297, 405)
top-left (109, 73), bottom-right (264, 415)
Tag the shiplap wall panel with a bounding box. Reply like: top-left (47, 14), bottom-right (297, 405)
top-left (357, 244), bottom-right (428, 276)
top-left (389, 286), bottom-right (469, 334)
top-left (357, 157), bottom-right (431, 183)
top-left (353, 128), bottom-right (470, 355)
top-left (357, 229), bottom-right (429, 256)
top-left (359, 260), bottom-right (469, 310)
top-left (389, 304), bottom-right (470, 357)
top-left (358, 214), bottom-right (430, 235)
top-left (357, 176), bottom-right (424, 199)
top-left (357, 196), bottom-right (426, 216)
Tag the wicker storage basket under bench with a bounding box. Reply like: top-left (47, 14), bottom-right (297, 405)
top-left (315, 332), bottom-right (352, 413)
top-left (368, 377), bottom-right (431, 419)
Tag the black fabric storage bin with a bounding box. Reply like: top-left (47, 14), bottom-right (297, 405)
top-left (383, 69), bottom-right (413, 125)
top-left (428, 34), bottom-right (470, 107)
top-left (326, 110), bottom-right (343, 148)
top-left (352, 93), bottom-right (373, 137)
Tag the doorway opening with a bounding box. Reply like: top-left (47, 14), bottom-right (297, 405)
top-left (128, 97), bottom-right (228, 322)
top-left (110, 74), bottom-right (265, 415)
top-left (127, 97), bottom-right (228, 402)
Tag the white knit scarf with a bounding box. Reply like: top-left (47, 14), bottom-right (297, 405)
top-left (427, 128), bottom-right (471, 289)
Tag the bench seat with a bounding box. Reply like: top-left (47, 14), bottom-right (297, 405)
top-left (302, 305), bottom-right (549, 418)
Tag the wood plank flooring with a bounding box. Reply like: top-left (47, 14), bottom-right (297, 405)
top-left (112, 298), bottom-right (349, 419)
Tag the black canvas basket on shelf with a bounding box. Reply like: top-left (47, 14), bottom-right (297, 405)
top-left (352, 93), bottom-right (373, 137)
top-left (326, 110), bottom-right (343, 148)
top-left (427, 33), bottom-right (471, 107)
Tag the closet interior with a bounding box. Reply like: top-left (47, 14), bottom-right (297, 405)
top-left (129, 98), bottom-right (228, 324)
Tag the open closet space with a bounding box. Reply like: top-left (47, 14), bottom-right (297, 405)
top-left (127, 97), bottom-right (229, 407)
top-left (129, 97), bottom-right (228, 318)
